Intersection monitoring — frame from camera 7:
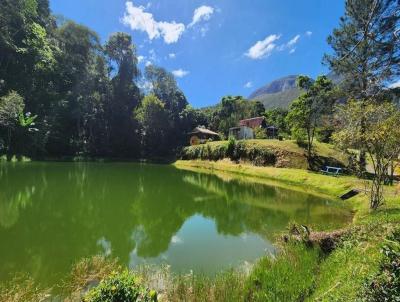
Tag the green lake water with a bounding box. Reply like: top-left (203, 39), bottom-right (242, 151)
top-left (0, 162), bottom-right (351, 286)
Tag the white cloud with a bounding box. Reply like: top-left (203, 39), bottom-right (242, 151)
top-left (189, 5), bottom-right (214, 27)
top-left (171, 235), bottom-right (183, 244)
top-left (389, 80), bottom-right (400, 88)
top-left (169, 53), bottom-right (176, 59)
top-left (145, 60), bottom-right (152, 67)
top-left (137, 55), bottom-right (145, 63)
top-left (200, 25), bottom-right (210, 37)
top-left (97, 237), bottom-right (112, 256)
top-left (244, 81), bottom-right (253, 88)
top-left (276, 34), bottom-right (300, 52)
top-left (172, 69), bottom-right (189, 78)
top-left (287, 34), bottom-right (300, 47)
top-left (245, 34), bottom-right (281, 59)
top-left (122, 1), bottom-right (185, 44)
top-left (157, 21), bottom-right (185, 44)
top-left (138, 79), bottom-right (153, 91)
top-left (305, 31), bottom-right (312, 37)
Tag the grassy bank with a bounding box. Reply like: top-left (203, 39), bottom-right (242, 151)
top-left (174, 159), bottom-right (359, 198)
top-left (181, 139), bottom-right (349, 170)
top-left (174, 160), bottom-right (400, 301)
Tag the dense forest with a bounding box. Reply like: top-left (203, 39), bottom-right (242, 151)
top-left (0, 0), bottom-right (266, 160)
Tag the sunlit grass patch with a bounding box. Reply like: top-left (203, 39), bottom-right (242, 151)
top-left (245, 242), bottom-right (321, 302)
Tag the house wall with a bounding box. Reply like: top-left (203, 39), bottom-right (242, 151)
top-left (229, 126), bottom-right (254, 140)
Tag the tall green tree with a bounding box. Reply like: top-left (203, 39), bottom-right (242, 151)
top-left (0, 1), bottom-right (199, 159)
top-left (44, 21), bottom-right (106, 156)
top-left (134, 94), bottom-right (169, 158)
top-left (204, 96), bottom-right (265, 137)
top-left (144, 65), bottom-right (189, 149)
top-left (264, 108), bottom-right (289, 136)
top-left (325, 0), bottom-right (399, 170)
top-left (145, 65), bottom-right (188, 114)
top-left (325, 0), bottom-right (399, 99)
top-left (105, 32), bottom-right (141, 157)
top-left (0, 0), bottom-right (56, 108)
top-left (334, 100), bottom-right (400, 209)
top-left (286, 76), bottom-right (335, 168)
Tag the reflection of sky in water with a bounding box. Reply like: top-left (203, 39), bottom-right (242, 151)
top-left (129, 215), bottom-right (274, 274)
top-left (97, 237), bottom-right (112, 257)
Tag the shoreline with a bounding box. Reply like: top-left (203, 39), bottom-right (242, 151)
top-left (174, 159), bottom-right (363, 205)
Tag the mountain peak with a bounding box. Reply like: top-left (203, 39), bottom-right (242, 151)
top-left (249, 75), bottom-right (298, 100)
top-left (248, 75), bottom-right (300, 110)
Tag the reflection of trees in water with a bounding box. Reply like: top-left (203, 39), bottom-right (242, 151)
top-left (0, 185), bottom-right (35, 228)
top-left (0, 164), bottom-right (42, 228)
top-left (182, 173), bottom-right (350, 237)
top-left (0, 163), bottom-right (351, 286)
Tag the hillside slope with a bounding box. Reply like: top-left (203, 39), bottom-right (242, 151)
top-left (181, 139), bottom-right (348, 170)
top-left (249, 75), bottom-right (300, 110)
top-left (249, 73), bottom-right (341, 110)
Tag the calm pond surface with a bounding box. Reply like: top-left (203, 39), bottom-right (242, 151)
top-left (0, 162), bottom-right (351, 286)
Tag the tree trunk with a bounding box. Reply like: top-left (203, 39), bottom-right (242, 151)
top-left (389, 161), bottom-right (395, 186)
top-left (358, 101), bottom-right (367, 176)
top-left (370, 161), bottom-right (384, 210)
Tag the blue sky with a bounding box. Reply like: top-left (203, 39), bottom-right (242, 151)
top-left (50, 0), bottom-right (345, 108)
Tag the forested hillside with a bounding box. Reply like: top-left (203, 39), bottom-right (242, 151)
top-left (0, 0), bottom-right (207, 159)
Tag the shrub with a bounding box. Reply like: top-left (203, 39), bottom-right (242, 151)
top-left (226, 136), bottom-right (236, 157)
top-left (246, 147), bottom-right (276, 166)
top-left (83, 270), bottom-right (157, 302)
top-left (62, 256), bottom-right (121, 296)
top-left (254, 127), bottom-right (267, 139)
top-left (231, 141), bottom-right (245, 161)
top-left (181, 140), bottom-right (277, 166)
top-left (291, 127), bottom-right (307, 146)
top-left (360, 229), bottom-right (400, 301)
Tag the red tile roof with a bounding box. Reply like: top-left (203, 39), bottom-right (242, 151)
top-left (239, 117), bottom-right (265, 128)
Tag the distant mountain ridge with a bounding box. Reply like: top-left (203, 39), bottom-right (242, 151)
top-left (249, 75), bottom-right (298, 99)
top-left (249, 73), bottom-right (340, 110)
top-left (248, 75), bottom-right (301, 110)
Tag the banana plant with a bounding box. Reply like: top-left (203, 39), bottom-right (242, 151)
top-left (18, 112), bottom-right (38, 132)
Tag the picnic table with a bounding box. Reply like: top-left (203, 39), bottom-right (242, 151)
top-left (320, 166), bottom-right (343, 176)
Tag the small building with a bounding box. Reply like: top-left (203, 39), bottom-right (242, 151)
top-left (228, 126), bottom-right (254, 140)
top-left (188, 127), bottom-right (220, 146)
top-left (266, 126), bottom-right (279, 139)
top-left (239, 117), bottom-right (267, 128)
top-left (238, 117), bottom-right (279, 139)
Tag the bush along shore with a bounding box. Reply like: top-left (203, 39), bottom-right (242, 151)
top-left (180, 139), bottom-right (349, 170)
top-left (2, 159), bottom-right (399, 302)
